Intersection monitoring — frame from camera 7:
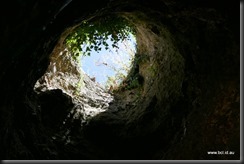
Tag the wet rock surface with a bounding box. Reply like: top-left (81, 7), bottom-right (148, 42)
top-left (0, 0), bottom-right (240, 160)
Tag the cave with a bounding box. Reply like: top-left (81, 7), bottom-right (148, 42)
top-left (0, 0), bottom-right (240, 161)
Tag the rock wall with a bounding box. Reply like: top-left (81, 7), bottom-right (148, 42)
top-left (0, 0), bottom-right (240, 160)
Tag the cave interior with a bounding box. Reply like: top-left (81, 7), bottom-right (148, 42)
top-left (0, 0), bottom-right (240, 160)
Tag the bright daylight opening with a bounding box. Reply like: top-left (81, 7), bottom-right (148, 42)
top-left (81, 33), bottom-right (136, 90)
top-left (65, 16), bottom-right (137, 92)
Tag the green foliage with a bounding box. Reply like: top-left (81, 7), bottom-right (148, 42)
top-left (124, 73), bottom-right (141, 90)
top-left (134, 54), bottom-right (149, 64)
top-left (148, 64), bottom-right (157, 77)
top-left (107, 53), bottom-right (146, 92)
top-left (64, 15), bottom-right (135, 59)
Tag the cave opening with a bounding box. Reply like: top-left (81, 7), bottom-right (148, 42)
top-left (64, 15), bottom-right (138, 93)
top-left (34, 15), bottom-right (138, 95)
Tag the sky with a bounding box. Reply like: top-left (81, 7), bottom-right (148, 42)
top-left (80, 33), bottom-right (136, 89)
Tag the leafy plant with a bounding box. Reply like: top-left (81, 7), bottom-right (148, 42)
top-left (64, 15), bottom-right (135, 59)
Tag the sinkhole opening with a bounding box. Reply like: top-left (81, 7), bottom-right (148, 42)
top-left (34, 15), bottom-right (138, 98)
top-left (65, 15), bottom-right (137, 92)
